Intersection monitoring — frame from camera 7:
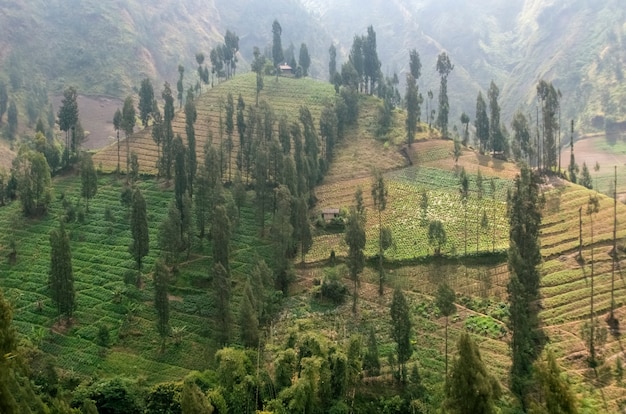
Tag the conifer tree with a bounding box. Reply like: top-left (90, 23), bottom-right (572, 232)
top-left (272, 20), bottom-right (284, 73)
top-left (345, 201), bottom-right (365, 314)
top-left (475, 92), bottom-right (489, 153)
top-left (185, 91), bottom-right (197, 198)
top-left (0, 80), bottom-right (7, 124)
top-left (153, 259), bottom-right (170, 341)
top-left (129, 188), bottom-right (149, 285)
top-left (239, 280), bottom-right (259, 348)
top-left (444, 332), bottom-right (501, 414)
top-left (49, 221), bottom-right (75, 321)
top-left (459, 167), bottom-right (469, 255)
top-left (390, 288), bottom-right (412, 382)
top-left (436, 52), bottom-right (454, 138)
top-left (122, 96), bottom-right (136, 176)
top-left (80, 152), bottom-right (97, 212)
top-left (57, 86), bottom-right (79, 166)
top-left (405, 74), bottom-right (420, 147)
top-left (161, 82), bottom-right (175, 179)
top-left (329, 44), bottom-right (337, 81)
top-left (113, 108), bottom-right (122, 173)
top-left (529, 351), bottom-right (578, 413)
top-left (213, 262), bottom-right (231, 346)
top-left (436, 283), bottom-right (456, 377)
top-left (371, 170), bottom-right (387, 295)
top-left (363, 326), bottom-right (381, 376)
top-left (138, 78), bottom-right (154, 127)
top-left (212, 204), bottom-right (231, 270)
top-left (507, 165), bottom-right (543, 405)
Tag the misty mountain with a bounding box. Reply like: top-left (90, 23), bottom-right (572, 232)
top-left (1, 0), bottom-right (624, 133)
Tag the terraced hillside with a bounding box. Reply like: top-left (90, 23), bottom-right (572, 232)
top-left (0, 175), bottom-right (272, 383)
top-left (94, 73), bottom-right (335, 175)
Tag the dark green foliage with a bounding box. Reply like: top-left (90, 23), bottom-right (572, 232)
top-left (185, 93), bottom-right (197, 198)
top-left (49, 221), bottom-right (75, 320)
top-left (363, 326), bottom-right (381, 376)
top-left (0, 80), bottom-right (7, 124)
top-left (158, 200), bottom-right (184, 265)
top-left (390, 288), bottom-right (412, 382)
top-left (409, 49), bottom-right (421, 80)
top-left (529, 351), bottom-right (578, 413)
top-left (212, 204), bottom-right (231, 270)
top-left (444, 332), bottom-right (501, 414)
top-left (511, 111), bottom-right (532, 163)
top-left (0, 288), bottom-right (19, 414)
top-left (537, 80), bottom-right (560, 170)
top-left (436, 282), bottom-right (456, 376)
top-left (213, 262), bottom-right (231, 345)
top-left (224, 92), bottom-right (235, 181)
top-left (80, 152), bottom-right (97, 211)
top-left (76, 377), bottom-right (143, 414)
top-left (580, 162), bottom-right (592, 189)
top-left (239, 280), bottom-right (259, 348)
top-left (507, 165), bottom-right (543, 404)
top-left (405, 74), bottom-right (420, 147)
top-left (294, 195), bottom-right (312, 263)
top-left (271, 185), bottom-right (294, 293)
top-left (57, 86), bottom-right (79, 165)
top-left (460, 112), bottom-right (470, 146)
top-left (160, 82), bottom-right (175, 179)
top-left (436, 52), bottom-right (454, 138)
top-left (145, 382), bottom-right (182, 414)
top-left (319, 278), bottom-right (348, 305)
top-left (153, 259), bottom-right (170, 340)
top-left (299, 43), bottom-right (311, 76)
top-left (345, 204), bottom-right (365, 313)
top-left (459, 167), bottom-right (469, 255)
top-left (96, 324), bottom-right (111, 348)
top-left (371, 170), bottom-right (387, 295)
top-left (7, 101), bottom-right (17, 140)
top-left (488, 81), bottom-right (505, 154)
top-left (272, 20), bottom-right (284, 67)
top-left (180, 381), bottom-right (213, 414)
top-left (319, 102), bottom-right (338, 162)
top-left (15, 150), bottom-right (52, 217)
top-left (177, 65), bottom-right (184, 109)
top-left (475, 92), bottom-right (489, 153)
top-left (113, 108), bottom-right (123, 173)
top-left (122, 96), bottom-right (136, 175)
top-left (428, 220), bottom-right (447, 255)
top-left (138, 78), bottom-right (154, 127)
top-left (129, 188), bottom-right (149, 280)
top-left (329, 44), bottom-right (337, 81)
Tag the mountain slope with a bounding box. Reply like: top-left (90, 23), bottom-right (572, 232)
top-left (0, 0), bottom-right (624, 135)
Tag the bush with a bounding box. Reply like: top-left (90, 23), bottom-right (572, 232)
top-left (319, 279), bottom-right (348, 305)
top-left (96, 324), bottom-right (110, 347)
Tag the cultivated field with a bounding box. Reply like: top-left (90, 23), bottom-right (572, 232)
top-left (93, 73), bottom-right (336, 175)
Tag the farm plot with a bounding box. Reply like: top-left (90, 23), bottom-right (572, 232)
top-left (310, 164), bottom-right (512, 263)
top-left (0, 175), bottom-right (272, 384)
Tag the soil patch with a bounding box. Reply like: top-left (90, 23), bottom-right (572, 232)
top-left (52, 95), bottom-right (123, 150)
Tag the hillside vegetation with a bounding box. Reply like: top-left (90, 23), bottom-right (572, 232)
top-left (3, 55), bottom-right (626, 412)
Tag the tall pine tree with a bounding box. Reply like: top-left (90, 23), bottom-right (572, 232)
top-left (507, 165), bottom-right (543, 407)
top-left (49, 222), bottom-right (75, 321)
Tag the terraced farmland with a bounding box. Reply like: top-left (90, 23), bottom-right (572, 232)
top-left (0, 174), bottom-right (271, 384)
top-left (311, 147), bottom-right (514, 263)
top-left (94, 73), bottom-right (336, 175)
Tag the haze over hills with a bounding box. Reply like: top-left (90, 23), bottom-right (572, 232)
top-left (0, 0), bottom-right (625, 134)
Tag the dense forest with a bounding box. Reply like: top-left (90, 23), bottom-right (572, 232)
top-left (1, 2), bottom-right (626, 414)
